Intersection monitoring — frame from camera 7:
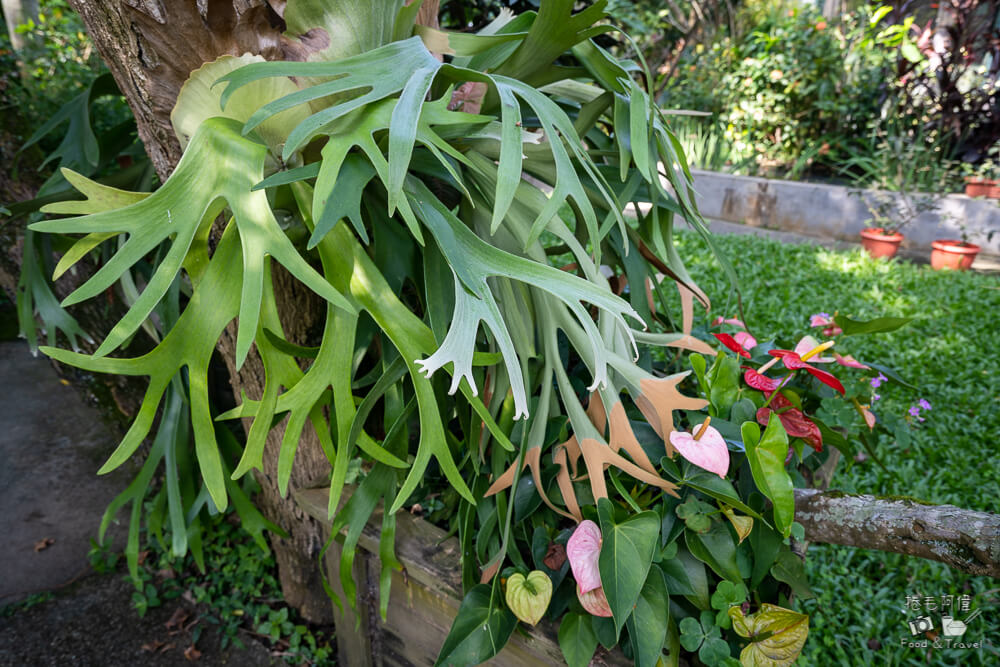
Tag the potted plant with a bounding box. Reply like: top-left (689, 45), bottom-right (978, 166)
top-left (962, 147), bottom-right (1000, 198)
top-left (930, 238), bottom-right (980, 270)
top-left (844, 124), bottom-right (950, 259)
top-left (853, 187), bottom-right (939, 259)
top-left (930, 221), bottom-right (986, 270)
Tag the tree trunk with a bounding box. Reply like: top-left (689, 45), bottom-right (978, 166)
top-left (62, 0), bottom-right (333, 622)
top-left (56, 0), bottom-right (440, 623)
top-left (795, 489), bottom-right (1000, 578)
top-left (2, 0), bottom-right (40, 51)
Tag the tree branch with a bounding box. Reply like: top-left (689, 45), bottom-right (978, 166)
top-left (795, 488), bottom-right (1000, 578)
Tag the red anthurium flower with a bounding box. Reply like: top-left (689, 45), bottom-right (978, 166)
top-left (742, 367), bottom-right (785, 392)
top-left (756, 393), bottom-right (823, 452)
top-left (767, 349), bottom-right (845, 394)
top-left (713, 333), bottom-right (751, 358)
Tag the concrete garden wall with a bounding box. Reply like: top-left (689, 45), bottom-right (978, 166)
top-left (690, 169), bottom-right (1000, 257)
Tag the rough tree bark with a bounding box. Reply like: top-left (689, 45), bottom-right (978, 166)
top-left (55, 0), bottom-right (443, 624)
top-left (795, 489), bottom-right (1000, 578)
top-left (62, 0), bottom-right (327, 622)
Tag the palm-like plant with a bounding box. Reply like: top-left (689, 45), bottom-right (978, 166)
top-left (31, 1), bottom-right (736, 662)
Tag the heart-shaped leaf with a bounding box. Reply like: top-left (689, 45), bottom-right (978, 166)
top-left (435, 584), bottom-right (516, 666)
top-left (505, 571), bottom-right (552, 625)
top-left (729, 603), bottom-right (809, 666)
top-left (558, 612), bottom-right (599, 667)
top-left (626, 567), bottom-right (670, 667)
top-left (597, 498), bottom-right (660, 634)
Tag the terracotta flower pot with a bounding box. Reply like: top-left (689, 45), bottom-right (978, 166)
top-left (964, 178), bottom-right (1000, 199)
top-left (860, 228), bottom-right (904, 259)
top-left (930, 239), bottom-right (980, 271)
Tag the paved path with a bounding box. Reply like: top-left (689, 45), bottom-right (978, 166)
top-left (0, 341), bottom-right (129, 604)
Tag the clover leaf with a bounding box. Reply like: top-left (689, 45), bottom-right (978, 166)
top-left (711, 580), bottom-right (749, 629)
top-left (676, 497), bottom-right (716, 533)
top-left (679, 610), bottom-right (732, 666)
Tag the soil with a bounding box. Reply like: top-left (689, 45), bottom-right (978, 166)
top-left (0, 335), bottom-right (281, 666)
top-left (0, 571), bottom-right (278, 667)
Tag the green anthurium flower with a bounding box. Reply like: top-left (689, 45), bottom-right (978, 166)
top-left (505, 571), bottom-right (553, 626)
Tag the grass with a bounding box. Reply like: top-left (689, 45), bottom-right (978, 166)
top-left (676, 230), bottom-right (1000, 666)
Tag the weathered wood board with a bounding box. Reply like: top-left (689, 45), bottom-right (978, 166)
top-left (294, 487), bottom-right (631, 666)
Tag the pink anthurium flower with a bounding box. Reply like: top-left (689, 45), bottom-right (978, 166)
top-left (668, 422), bottom-right (730, 478)
top-left (567, 521), bottom-right (614, 617)
top-left (733, 331), bottom-right (758, 352)
top-left (712, 333), bottom-right (751, 358)
top-left (712, 316), bottom-right (746, 329)
top-left (793, 336), bottom-right (834, 363)
top-left (834, 353), bottom-right (868, 369)
top-left (566, 520), bottom-right (603, 594)
top-left (809, 312), bottom-right (843, 336)
top-left (577, 585), bottom-right (613, 617)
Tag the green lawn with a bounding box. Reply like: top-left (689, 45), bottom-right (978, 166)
top-left (677, 231), bottom-right (1000, 665)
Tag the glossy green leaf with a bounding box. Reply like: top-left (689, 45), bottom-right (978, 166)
top-left (661, 463), bottom-right (763, 520)
top-left (626, 567), bottom-right (670, 667)
top-left (597, 498), bottom-right (660, 634)
top-left (558, 612), bottom-right (599, 667)
top-left (685, 521), bottom-right (742, 583)
top-left (770, 551), bottom-right (814, 600)
top-left (435, 584), bottom-right (516, 666)
top-left (833, 314), bottom-right (914, 336)
top-left (741, 420), bottom-right (794, 538)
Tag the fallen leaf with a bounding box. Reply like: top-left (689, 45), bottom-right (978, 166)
top-left (141, 640), bottom-right (165, 652)
top-left (33, 538), bottom-right (55, 552)
top-left (166, 607), bottom-right (190, 631)
top-left (159, 642), bottom-right (176, 654)
top-left (543, 543), bottom-right (567, 571)
top-left (137, 550), bottom-right (150, 566)
top-left (184, 645), bottom-right (202, 661)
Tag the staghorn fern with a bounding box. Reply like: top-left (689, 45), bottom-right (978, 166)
top-left (31, 0), bottom-right (737, 659)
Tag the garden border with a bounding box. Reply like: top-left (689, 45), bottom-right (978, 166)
top-left (689, 170), bottom-right (1000, 259)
